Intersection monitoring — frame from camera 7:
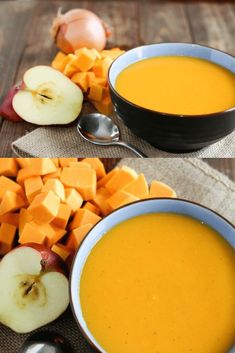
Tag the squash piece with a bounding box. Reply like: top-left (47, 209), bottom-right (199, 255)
top-left (122, 174), bottom-right (149, 199)
top-left (28, 191), bottom-right (60, 223)
top-left (0, 213), bottom-right (19, 227)
top-left (90, 76), bottom-right (107, 87)
top-left (63, 54), bottom-right (81, 77)
top-left (101, 48), bottom-right (125, 60)
top-left (19, 208), bottom-right (33, 235)
top-left (71, 72), bottom-right (89, 92)
top-left (42, 178), bottom-right (65, 201)
top-left (92, 57), bottom-right (113, 78)
top-left (97, 167), bottom-right (119, 188)
top-left (51, 51), bottom-right (68, 72)
top-left (18, 222), bottom-right (47, 245)
top-left (68, 162), bottom-right (91, 169)
top-left (82, 202), bottom-right (100, 216)
top-left (0, 176), bottom-right (23, 200)
top-left (67, 223), bottom-right (93, 251)
top-left (46, 224), bottom-right (67, 247)
top-left (82, 158), bottom-right (106, 179)
top-left (93, 187), bottom-right (112, 216)
top-left (43, 168), bottom-right (61, 183)
top-left (86, 72), bottom-right (96, 87)
top-left (17, 158), bottom-right (57, 184)
top-left (0, 158), bottom-right (18, 177)
top-left (69, 209), bottom-right (101, 231)
top-left (107, 190), bottom-right (139, 211)
top-left (24, 176), bottom-right (43, 203)
top-left (105, 166), bottom-right (137, 194)
top-left (60, 167), bottom-right (96, 200)
top-left (50, 158), bottom-right (59, 167)
top-left (75, 48), bottom-right (97, 72)
top-left (15, 158), bottom-right (31, 168)
top-left (64, 188), bottom-right (83, 214)
top-left (149, 181), bottom-right (177, 198)
top-left (0, 223), bottom-right (17, 255)
top-left (52, 203), bottom-right (72, 229)
top-left (92, 95), bottom-right (113, 116)
top-left (88, 84), bottom-right (104, 102)
top-left (59, 158), bottom-right (77, 167)
top-left (51, 244), bottom-right (71, 261)
top-left (0, 191), bottom-right (25, 216)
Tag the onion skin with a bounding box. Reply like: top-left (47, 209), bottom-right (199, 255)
top-left (51, 9), bottom-right (111, 54)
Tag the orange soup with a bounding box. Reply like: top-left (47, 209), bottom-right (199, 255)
top-left (115, 56), bottom-right (235, 115)
top-left (80, 213), bottom-right (235, 353)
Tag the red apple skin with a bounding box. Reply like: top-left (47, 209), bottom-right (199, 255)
top-left (0, 82), bottom-right (24, 122)
top-left (18, 243), bottom-right (67, 276)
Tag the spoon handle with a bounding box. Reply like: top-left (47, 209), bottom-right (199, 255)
top-left (114, 141), bottom-right (147, 158)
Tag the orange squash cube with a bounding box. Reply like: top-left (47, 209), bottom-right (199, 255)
top-left (0, 176), bottom-right (23, 200)
top-left (64, 188), bottom-right (83, 214)
top-left (69, 209), bottom-right (101, 231)
top-left (67, 223), bottom-right (94, 251)
top-left (0, 191), bottom-right (26, 216)
top-left (122, 174), bottom-right (149, 199)
top-left (24, 176), bottom-right (43, 203)
top-left (107, 190), bottom-right (139, 211)
top-left (0, 223), bottom-right (17, 255)
top-left (0, 158), bottom-right (18, 177)
top-left (51, 243), bottom-right (71, 261)
top-left (42, 178), bottom-right (65, 201)
top-left (28, 191), bottom-right (60, 223)
top-left (52, 203), bottom-right (72, 229)
top-left (82, 158), bottom-right (106, 179)
top-left (105, 166), bottom-right (137, 194)
top-left (149, 181), bottom-right (177, 198)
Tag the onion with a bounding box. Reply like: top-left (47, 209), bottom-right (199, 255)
top-left (51, 8), bottom-right (111, 54)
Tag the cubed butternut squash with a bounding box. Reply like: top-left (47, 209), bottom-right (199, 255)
top-left (83, 202), bottom-right (100, 215)
top-left (67, 223), bottom-right (94, 251)
top-left (71, 72), bottom-right (89, 92)
top-left (0, 213), bottom-right (19, 227)
top-left (51, 243), bottom-right (71, 261)
top-left (0, 158), bottom-right (18, 177)
top-left (19, 208), bottom-right (33, 235)
top-left (122, 174), bottom-right (149, 199)
top-left (59, 158), bottom-right (77, 167)
top-left (107, 190), bottom-right (139, 211)
top-left (69, 209), bottom-right (101, 231)
top-left (52, 203), bottom-right (72, 229)
top-left (82, 158), bottom-right (106, 179)
top-left (105, 166), bottom-right (137, 194)
top-left (24, 176), bottom-right (43, 203)
top-left (75, 48), bottom-right (97, 72)
top-left (0, 176), bottom-right (23, 200)
top-left (64, 188), bottom-right (83, 213)
top-left (0, 191), bottom-right (26, 216)
top-left (0, 223), bottom-right (17, 255)
top-left (149, 181), bottom-right (177, 198)
top-left (93, 187), bottom-right (112, 216)
top-left (18, 221), bottom-right (48, 245)
top-left (51, 51), bottom-right (68, 72)
top-left (28, 191), bottom-right (60, 223)
top-left (42, 178), bottom-right (65, 201)
top-left (97, 168), bottom-right (119, 188)
top-left (60, 168), bottom-right (96, 200)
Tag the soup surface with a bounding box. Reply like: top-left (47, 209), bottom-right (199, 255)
top-left (80, 213), bottom-right (235, 353)
top-left (115, 56), bottom-right (235, 115)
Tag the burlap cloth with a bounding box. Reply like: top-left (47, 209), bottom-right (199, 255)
top-left (0, 158), bottom-right (234, 353)
top-left (11, 103), bottom-right (235, 157)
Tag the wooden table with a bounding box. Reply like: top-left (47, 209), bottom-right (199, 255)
top-left (0, 0), bottom-right (235, 179)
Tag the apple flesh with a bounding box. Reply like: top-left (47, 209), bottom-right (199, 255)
top-left (12, 65), bottom-right (83, 125)
top-left (0, 243), bottom-right (69, 333)
top-left (0, 82), bottom-right (24, 122)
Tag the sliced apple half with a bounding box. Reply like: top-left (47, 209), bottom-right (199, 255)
top-left (12, 66), bottom-right (83, 125)
top-left (0, 244), bottom-right (69, 333)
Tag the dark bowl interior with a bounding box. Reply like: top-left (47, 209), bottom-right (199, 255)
top-left (108, 43), bottom-right (235, 153)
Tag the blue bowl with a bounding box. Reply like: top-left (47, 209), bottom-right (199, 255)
top-left (70, 198), bottom-right (235, 353)
top-left (108, 43), bottom-right (235, 153)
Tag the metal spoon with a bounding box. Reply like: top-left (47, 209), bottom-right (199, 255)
top-left (20, 331), bottom-right (74, 353)
top-left (77, 113), bottom-right (147, 158)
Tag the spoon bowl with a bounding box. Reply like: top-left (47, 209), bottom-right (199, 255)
top-left (77, 113), bottom-right (147, 157)
top-left (20, 331), bottom-right (73, 353)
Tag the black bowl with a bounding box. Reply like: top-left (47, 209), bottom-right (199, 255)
top-left (108, 43), bottom-right (235, 153)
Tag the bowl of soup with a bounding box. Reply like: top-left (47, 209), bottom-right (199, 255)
top-left (70, 198), bottom-right (235, 353)
top-left (108, 43), bottom-right (235, 152)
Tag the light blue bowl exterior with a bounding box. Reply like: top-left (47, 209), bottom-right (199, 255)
top-left (70, 198), bottom-right (235, 353)
top-left (109, 43), bottom-right (235, 88)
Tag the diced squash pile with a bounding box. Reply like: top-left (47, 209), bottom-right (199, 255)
top-left (51, 48), bottom-right (125, 116)
top-left (0, 158), bottom-right (176, 267)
